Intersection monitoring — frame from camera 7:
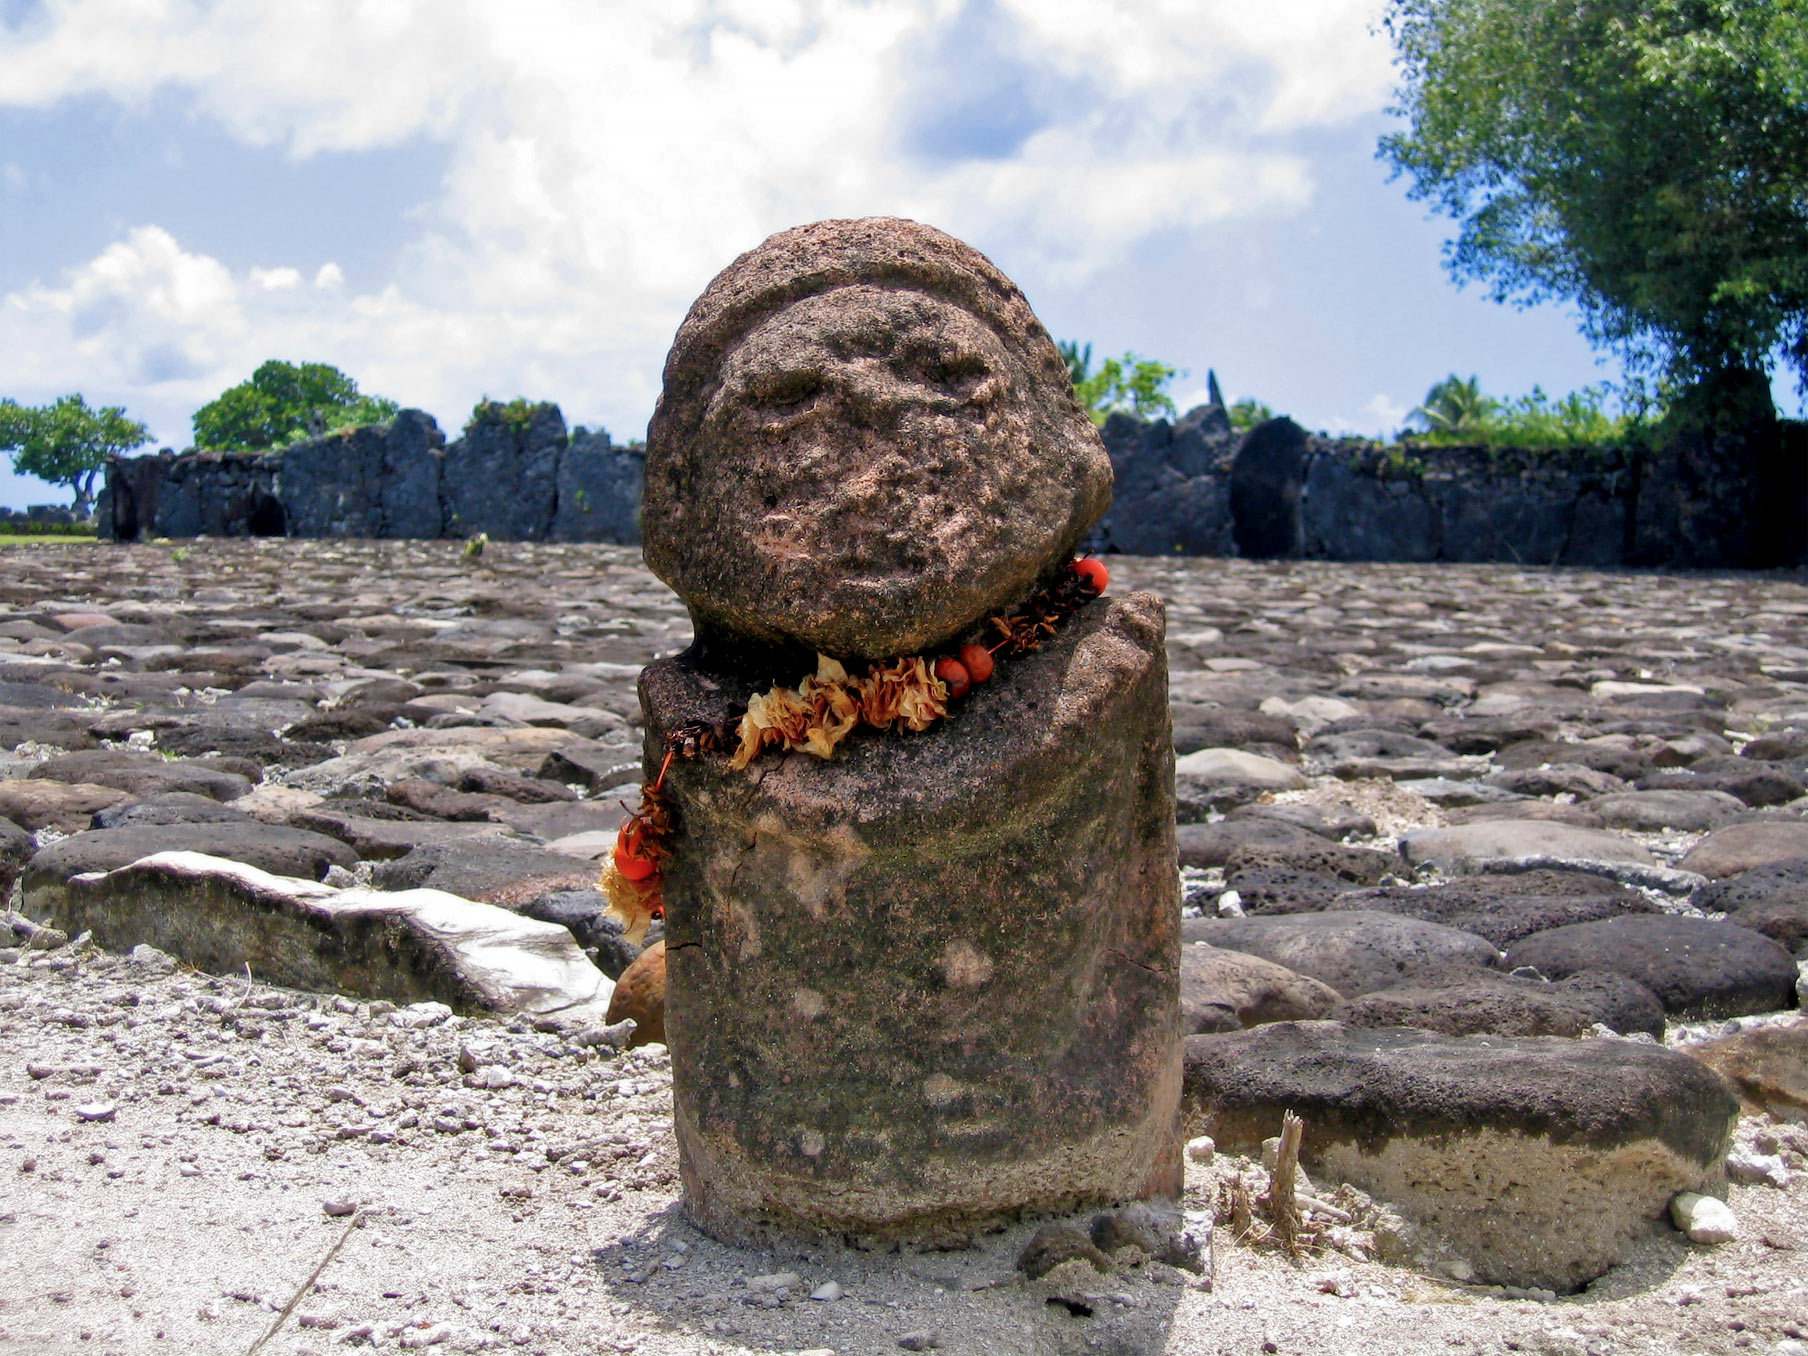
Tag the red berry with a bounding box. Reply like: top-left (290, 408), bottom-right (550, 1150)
top-left (933, 656), bottom-right (971, 700)
top-left (1073, 557), bottom-right (1109, 593)
top-left (958, 643), bottom-right (994, 683)
top-left (614, 832), bottom-right (657, 882)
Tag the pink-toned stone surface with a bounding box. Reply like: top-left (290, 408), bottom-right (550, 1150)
top-left (640, 216), bottom-right (1111, 662)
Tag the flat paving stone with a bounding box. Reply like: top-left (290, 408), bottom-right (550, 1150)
top-left (1183, 1021), bottom-right (1738, 1291)
top-left (1183, 911), bottom-right (1502, 999)
top-left (0, 778), bottom-right (131, 832)
top-left (28, 748), bottom-right (253, 802)
top-left (23, 821), bottom-right (358, 913)
top-left (1681, 821), bottom-right (1808, 878)
top-left (1333, 965), bottom-right (1666, 1039)
top-left (1311, 873), bottom-right (1657, 947)
top-left (1180, 941), bottom-right (1340, 1033)
top-left (1400, 820), bottom-right (1656, 873)
top-left (1507, 915), bottom-right (1800, 1019)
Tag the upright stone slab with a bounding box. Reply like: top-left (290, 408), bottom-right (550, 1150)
top-left (638, 216), bottom-right (1181, 1246)
top-left (1229, 416), bottom-right (1306, 559)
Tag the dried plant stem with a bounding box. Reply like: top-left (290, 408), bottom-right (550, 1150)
top-left (243, 1212), bottom-right (360, 1356)
top-left (1262, 1110), bottom-right (1306, 1259)
top-left (1226, 1169), bottom-right (1254, 1242)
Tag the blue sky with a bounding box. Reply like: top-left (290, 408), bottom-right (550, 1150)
top-left (0, 0), bottom-right (1715, 510)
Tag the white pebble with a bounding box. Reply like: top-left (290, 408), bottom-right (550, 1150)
top-left (810, 1281), bottom-right (843, 1301)
top-left (1727, 1148), bottom-right (1791, 1188)
top-left (391, 1002), bottom-right (452, 1030)
top-left (748, 1271), bottom-right (802, 1294)
top-left (1185, 1135), bottom-right (1215, 1164)
top-left (1670, 1191), bottom-right (1738, 1244)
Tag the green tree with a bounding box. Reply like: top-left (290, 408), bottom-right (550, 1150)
top-left (1380, 0), bottom-right (1808, 403)
top-left (1228, 398), bottom-right (1276, 431)
top-left (1058, 340), bottom-right (1180, 424)
top-left (0, 394), bottom-right (149, 514)
top-left (1409, 373), bottom-right (1498, 438)
top-left (192, 360), bottom-right (399, 451)
top-left (1406, 374), bottom-right (1656, 445)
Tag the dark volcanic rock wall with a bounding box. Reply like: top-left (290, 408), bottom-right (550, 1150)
top-left (552, 431), bottom-right (645, 544)
top-left (441, 404), bottom-right (565, 541)
top-left (1088, 399), bottom-right (1802, 569)
top-left (1087, 406), bottom-right (1236, 557)
top-left (278, 409), bottom-right (445, 539)
top-left (101, 406), bottom-right (645, 545)
top-left (99, 398), bottom-right (1799, 567)
top-left (1298, 441), bottom-right (1639, 567)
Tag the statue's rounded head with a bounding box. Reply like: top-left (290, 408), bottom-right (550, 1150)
top-left (641, 217), bottom-right (1112, 664)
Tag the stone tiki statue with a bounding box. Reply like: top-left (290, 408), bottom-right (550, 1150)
top-left (637, 216), bottom-right (1181, 1246)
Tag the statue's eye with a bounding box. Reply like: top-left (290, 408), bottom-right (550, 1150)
top-left (749, 370), bottom-right (823, 410)
top-left (900, 345), bottom-right (989, 393)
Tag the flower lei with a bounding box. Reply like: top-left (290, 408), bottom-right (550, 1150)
top-left (600, 557), bottom-right (1110, 941)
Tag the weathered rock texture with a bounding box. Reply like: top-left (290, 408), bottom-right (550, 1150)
top-left (1085, 406), bottom-right (1806, 569)
top-left (1087, 407), bottom-right (1235, 557)
top-left (1184, 1022), bottom-right (1740, 1291)
top-left (102, 396), bottom-right (1805, 570)
top-left (1681, 1019), bottom-right (1808, 1121)
top-left (639, 217), bottom-right (1112, 661)
top-left (642, 592), bottom-right (1181, 1245)
top-left (49, 851), bottom-right (614, 1017)
top-left (99, 407), bottom-right (644, 546)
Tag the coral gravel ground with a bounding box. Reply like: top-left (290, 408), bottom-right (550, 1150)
top-left (0, 540), bottom-right (1806, 1354)
top-left (1, 947), bottom-right (1804, 1356)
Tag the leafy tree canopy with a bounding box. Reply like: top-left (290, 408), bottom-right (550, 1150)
top-left (464, 396), bottom-right (553, 436)
top-left (1380, 0), bottom-right (1808, 397)
top-left (1058, 341), bottom-right (1181, 424)
top-left (192, 360), bottom-right (399, 451)
top-left (1228, 398), bottom-right (1276, 432)
top-left (1405, 373), bottom-right (1656, 446)
top-left (0, 394), bottom-right (149, 511)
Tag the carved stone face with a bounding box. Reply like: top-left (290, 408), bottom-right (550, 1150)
top-left (643, 222), bottom-right (1111, 662)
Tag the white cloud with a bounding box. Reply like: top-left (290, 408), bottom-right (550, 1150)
top-left (249, 265), bottom-right (302, 291)
top-left (0, 0), bottom-right (1395, 444)
top-left (1315, 391), bottom-right (1414, 439)
top-left (1364, 392), bottom-right (1412, 431)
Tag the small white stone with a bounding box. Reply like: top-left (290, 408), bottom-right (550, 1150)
top-left (748, 1271), bottom-right (802, 1294)
top-left (1535, 1326), bottom-right (1587, 1356)
top-left (1774, 1339), bottom-right (1808, 1356)
top-left (464, 1065), bottom-right (516, 1090)
top-left (809, 1281), bottom-right (843, 1301)
top-left (1670, 1191), bottom-right (1738, 1244)
top-left (1185, 1135), bottom-right (1216, 1164)
top-left (1727, 1148), bottom-right (1791, 1188)
top-left (73, 1102), bottom-right (116, 1122)
top-left (391, 1002), bottom-right (452, 1030)
top-left (1216, 890), bottom-right (1244, 917)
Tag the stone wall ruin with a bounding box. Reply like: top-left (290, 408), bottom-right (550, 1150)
top-left (95, 389), bottom-right (1805, 570)
top-left (98, 403), bottom-right (644, 547)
